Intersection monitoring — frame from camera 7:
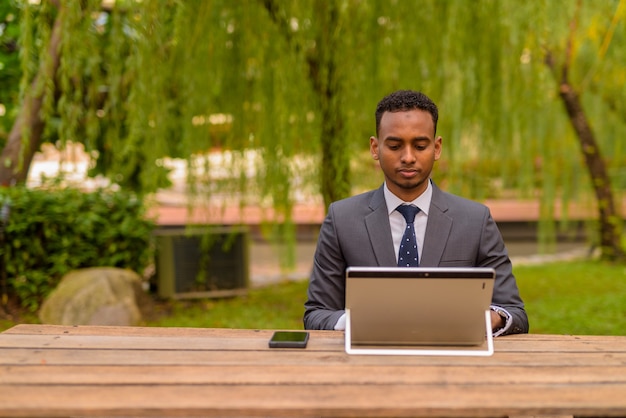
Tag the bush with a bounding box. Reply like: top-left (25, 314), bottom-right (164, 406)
top-left (0, 186), bottom-right (156, 312)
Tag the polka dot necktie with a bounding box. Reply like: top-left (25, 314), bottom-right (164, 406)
top-left (396, 205), bottom-right (420, 267)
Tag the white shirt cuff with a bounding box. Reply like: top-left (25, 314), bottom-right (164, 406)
top-left (490, 305), bottom-right (512, 337)
top-left (334, 313), bottom-right (347, 331)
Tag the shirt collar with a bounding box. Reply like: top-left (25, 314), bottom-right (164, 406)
top-left (384, 180), bottom-right (432, 216)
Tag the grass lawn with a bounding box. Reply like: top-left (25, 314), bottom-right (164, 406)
top-left (515, 260), bottom-right (626, 335)
top-left (146, 278), bottom-right (309, 331)
top-left (2, 260), bottom-right (625, 335)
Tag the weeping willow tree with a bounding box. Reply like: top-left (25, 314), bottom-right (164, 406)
top-left (1, 0), bottom-right (624, 261)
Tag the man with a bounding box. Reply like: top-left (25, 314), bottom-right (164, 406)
top-left (304, 89), bottom-right (528, 336)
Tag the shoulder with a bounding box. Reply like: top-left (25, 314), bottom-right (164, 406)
top-left (431, 185), bottom-right (490, 216)
top-left (329, 187), bottom-right (382, 212)
top-left (442, 191), bottom-right (487, 209)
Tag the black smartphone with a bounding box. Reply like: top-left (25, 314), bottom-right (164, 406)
top-left (268, 331), bottom-right (309, 348)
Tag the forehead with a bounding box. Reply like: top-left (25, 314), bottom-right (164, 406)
top-left (379, 109), bottom-right (435, 138)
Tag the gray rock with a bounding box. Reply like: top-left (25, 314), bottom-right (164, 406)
top-left (39, 267), bottom-right (144, 326)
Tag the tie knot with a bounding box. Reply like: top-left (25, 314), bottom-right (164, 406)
top-left (396, 205), bottom-right (420, 223)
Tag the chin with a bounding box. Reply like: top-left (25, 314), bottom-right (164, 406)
top-left (397, 178), bottom-right (425, 190)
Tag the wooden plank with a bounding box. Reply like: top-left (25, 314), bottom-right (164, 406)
top-left (2, 364), bottom-right (625, 386)
top-left (2, 347), bottom-right (626, 367)
top-left (0, 333), bottom-right (277, 351)
top-left (1, 324), bottom-right (613, 341)
top-left (1, 383), bottom-right (625, 417)
top-left (0, 325), bottom-right (344, 352)
top-left (2, 329), bottom-right (625, 353)
top-left (1, 324), bottom-right (290, 338)
top-left (8, 323), bottom-right (271, 336)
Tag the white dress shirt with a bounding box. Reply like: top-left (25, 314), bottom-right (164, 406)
top-left (383, 181), bottom-right (432, 264)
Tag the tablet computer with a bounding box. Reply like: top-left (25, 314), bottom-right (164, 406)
top-left (345, 267), bottom-right (495, 356)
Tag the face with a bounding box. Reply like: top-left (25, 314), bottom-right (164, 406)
top-left (370, 109), bottom-right (442, 201)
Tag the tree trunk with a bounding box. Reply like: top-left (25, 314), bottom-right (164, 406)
top-left (0, 4), bottom-right (63, 187)
top-left (544, 3), bottom-right (625, 262)
top-left (558, 82), bottom-right (625, 262)
top-left (262, 0), bottom-right (350, 208)
top-left (311, 2), bottom-right (350, 208)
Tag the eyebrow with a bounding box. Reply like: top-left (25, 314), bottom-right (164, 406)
top-left (384, 135), bottom-right (431, 142)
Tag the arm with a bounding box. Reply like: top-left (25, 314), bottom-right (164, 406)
top-left (478, 210), bottom-right (529, 335)
top-left (303, 204), bottom-right (348, 330)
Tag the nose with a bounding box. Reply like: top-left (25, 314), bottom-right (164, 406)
top-left (401, 147), bottom-right (417, 163)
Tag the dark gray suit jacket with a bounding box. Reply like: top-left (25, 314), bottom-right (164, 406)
top-left (304, 183), bottom-right (529, 335)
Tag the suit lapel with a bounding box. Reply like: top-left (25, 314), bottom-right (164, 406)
top-left (365, 186), bottom-right (397, 266)
top-left (420, 183), bottom-right (452, 267)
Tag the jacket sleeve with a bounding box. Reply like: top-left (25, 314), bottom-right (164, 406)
top-left (303, 203), bottom-right (347, 330)
top-left (478, 209), bottom-right (529, 335)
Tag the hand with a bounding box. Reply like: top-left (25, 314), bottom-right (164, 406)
top-left (490, 310), bottom-right (505, 331)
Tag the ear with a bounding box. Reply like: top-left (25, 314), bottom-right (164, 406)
top-left (370, 136), bottom-right (379, 160)
top-left (434, 136), bottom-right (442, 161)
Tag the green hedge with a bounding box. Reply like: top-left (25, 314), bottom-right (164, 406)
top-left (0, 186), bottom-right (156, 312)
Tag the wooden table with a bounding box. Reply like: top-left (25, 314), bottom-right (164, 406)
top-left (1, 324), bottom-right (625, 417)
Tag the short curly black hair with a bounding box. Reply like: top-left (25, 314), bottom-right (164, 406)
top-left (375, 90), bottom-right (438, 136)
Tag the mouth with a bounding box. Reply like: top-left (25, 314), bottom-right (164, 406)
top-left (398, 168), bottom-right (418, 179)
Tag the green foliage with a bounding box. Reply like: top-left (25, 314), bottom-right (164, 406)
top-left (0, 185), bottom-right (155, 312)
top-left (4, 1), bottom-right (625, 255)
top-left (0, 1), bottom-right (21, 145)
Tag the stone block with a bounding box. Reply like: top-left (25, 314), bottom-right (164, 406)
top-left (39, 267), bottom-right (144, 326)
